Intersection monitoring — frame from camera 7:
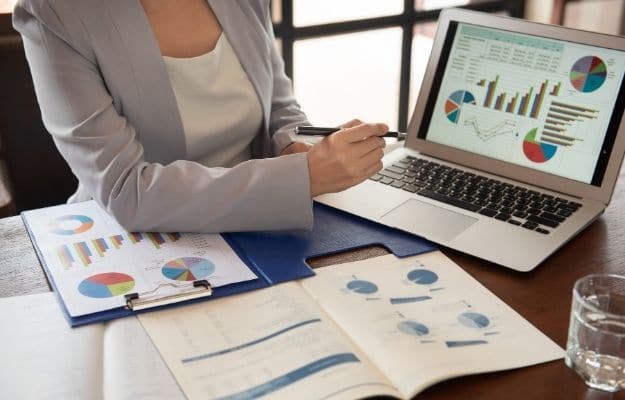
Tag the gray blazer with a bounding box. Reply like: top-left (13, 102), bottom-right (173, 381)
top-left (13, 0), bottom-right (313, 232)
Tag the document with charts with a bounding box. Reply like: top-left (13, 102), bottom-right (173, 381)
top-left (21, 201), bottom-right (257, 318)
top-left (139, 252), bottom-right (563, 400)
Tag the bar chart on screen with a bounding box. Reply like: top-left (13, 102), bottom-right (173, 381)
top-left (426, 22), bottom-right (625, 183)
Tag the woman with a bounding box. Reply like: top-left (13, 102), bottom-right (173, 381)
top-left (12, 0), bottom-right (388, 232)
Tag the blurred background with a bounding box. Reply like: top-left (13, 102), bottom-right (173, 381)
top-left (1, 0), bottom-right (624, 215)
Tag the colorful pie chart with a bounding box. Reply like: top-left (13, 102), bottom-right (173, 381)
top-left (523, 128), bottom-right (557, 163)
top-left (445, 90), bottom-right (476, 123)
top-left (49, 215), bottom-right (94, 235)
top-left (570, 56), bottom-right (607, 93)
top-left (78, 272), bottom-right (135, 298)
top-left (162, 257), bottom-right (215, 281)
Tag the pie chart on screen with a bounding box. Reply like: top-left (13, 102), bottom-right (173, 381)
top-left (523, 128), bottom-right (557, 163)
top-left (570, 56), bottom-right (607, 93)
top-left (445, 90), bottom-right (476, 123)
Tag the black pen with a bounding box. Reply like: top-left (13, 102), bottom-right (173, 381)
top-left (295, 126), bottom-right (407, 141)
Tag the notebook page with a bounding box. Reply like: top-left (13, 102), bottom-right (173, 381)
top-left (102, 316), bottom-right (185, 400)
top-left (139, 282), bottom-right (401, 400)
top-left (0, 292), bottom-right (104, 399)
top-left (301, 252), bottom-right (564, 398)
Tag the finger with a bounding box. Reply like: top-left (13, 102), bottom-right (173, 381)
top-left (350, 135), bottom-right (386, 158)
top-left (339, 119), bottom-right (364, 129)
top-left (362, 159), bottom-right (383, 177)
top-left (358, 145), bottom-right (385, 169)
top-left (340, 123), bottom-right (389, 143)
top-left (350, 159), bottom-right (383, 187)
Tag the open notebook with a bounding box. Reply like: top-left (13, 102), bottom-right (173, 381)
top-left (139, 251), bottom-right (563, 400)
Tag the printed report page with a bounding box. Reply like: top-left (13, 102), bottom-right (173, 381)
top-left (138, 282), bottom-right (401, 400)
top-left (300, 252), bottom-right (563, 398)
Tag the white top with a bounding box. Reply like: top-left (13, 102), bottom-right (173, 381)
top-left (163, 34), bottom-right (263, 167)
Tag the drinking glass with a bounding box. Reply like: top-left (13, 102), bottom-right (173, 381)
top-left (565, 274), bottom-right (625, 392)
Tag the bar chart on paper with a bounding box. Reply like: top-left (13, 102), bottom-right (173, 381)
top-left (22, 200), bottom-right (259, 318)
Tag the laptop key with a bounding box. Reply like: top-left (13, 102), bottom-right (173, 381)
top-left (402, 184), bottom-right (419, 193)
top-left (370, 174), bottom-right (383, 182)
top-left (557, 209), bottom-right (572, 218)
top-left (535, 228), bottom-right (550, 234)
top-left (494, 213), bottom-right (510, 221)
top-left (540, 212), bottom-right (565, 223)
top-left (478, 208), bottom-right (498, 217)
top-left (417, 189), bottom-right (481, 212)
top-left (379, 170), bottom-right (403, 180)
top-left (379, 177), bottom-right (394, 185)
top-left (526, 215), bottom-right (560, 228)
top-left (522, 221), bottom-right (538, 230)
top-left (513, 211), bottom-right (528, 219)
top-left (391, 180), bottom-right (405, 189)
top-left (508, 219), bottom-right (522, 226)
top-left (387, 166), bottom-right (405, 174)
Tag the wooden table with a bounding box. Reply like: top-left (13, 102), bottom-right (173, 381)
top-left (2, 167), bottom-right (624, 400)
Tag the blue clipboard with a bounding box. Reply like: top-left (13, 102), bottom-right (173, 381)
top-left (23, 202), bottom-right (436, 327)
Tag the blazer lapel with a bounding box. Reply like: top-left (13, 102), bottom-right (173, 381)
top-left (103, 0), bottom-right (186, 164)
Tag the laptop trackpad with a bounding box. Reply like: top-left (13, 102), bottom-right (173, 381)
top-left (381, 199), bottom-right (478, 241)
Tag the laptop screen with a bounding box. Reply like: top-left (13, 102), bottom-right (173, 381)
top-left (419, 22), bottom-right (625, 186)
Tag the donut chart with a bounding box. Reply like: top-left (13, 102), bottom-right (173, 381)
top-left (50, 215), bottom-right (94, 235)
top-left (78, 272), bottom-right (135, 298)
top-left (162, 257), bottom-right (215, 281)
top-left (445, 90), bottom-right (476, 123)
top-left (570, 56), bottom-right (607, 93)
top-left (523, 128), bottom-right (557, 163)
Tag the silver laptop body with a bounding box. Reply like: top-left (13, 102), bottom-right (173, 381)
top-left (317, 9), bottom-right (625, 272)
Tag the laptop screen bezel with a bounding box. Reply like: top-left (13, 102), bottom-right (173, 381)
top-left (406, 9), bottom-right (625, 205)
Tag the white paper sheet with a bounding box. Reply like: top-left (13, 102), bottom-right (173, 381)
top-left (22, 201), bottom-right (257, 317)
top-left (0, 293), bottom-right (104, 399)
top-left (139, 282), bottom-right (401, 400)
top-left (300, 252), bottom-right (564, 398)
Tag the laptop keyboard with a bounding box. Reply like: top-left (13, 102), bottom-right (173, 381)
top-left (370, 156), bottom-right (583, 234)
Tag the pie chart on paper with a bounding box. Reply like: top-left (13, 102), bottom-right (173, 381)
top-left (445, 90), bottom-right (476, 123)
top-left (407, 269), bottom-right (439, 285)
top-left (397, 320), bottom-right (430, 336)
top-left (346, 279), bottom-right (378, 294)
top-left (78, 272), bottom-right (135, 298)
top-left (458, 312), bottom-right (490, 329)
top-left (161, 257), bottom-right (215, 281)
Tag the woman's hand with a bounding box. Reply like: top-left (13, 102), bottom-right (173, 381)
top-left (280, 119), bottom-right (366, 156)
top-left (307, 122), bottom-right (388, 197)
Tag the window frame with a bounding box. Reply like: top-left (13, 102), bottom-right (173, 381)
top-left (272, 0), bottom-right (525, 131)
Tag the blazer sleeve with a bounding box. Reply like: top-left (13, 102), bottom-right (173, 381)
top-left (12, 1), bottom-right (314, 233)
top-left (252, 1), bottom-right (312, 155)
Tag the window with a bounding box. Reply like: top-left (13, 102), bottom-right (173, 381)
top-left (0, 0), bottom-right (15, 14)
top-left (273, 0), bottom-right (524, 131)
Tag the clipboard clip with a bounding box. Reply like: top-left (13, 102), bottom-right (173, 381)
top-left (124, 280), bottom-right (213, 311)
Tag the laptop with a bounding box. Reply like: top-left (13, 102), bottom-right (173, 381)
top-left (316, 9), bottom-right (625, 272)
